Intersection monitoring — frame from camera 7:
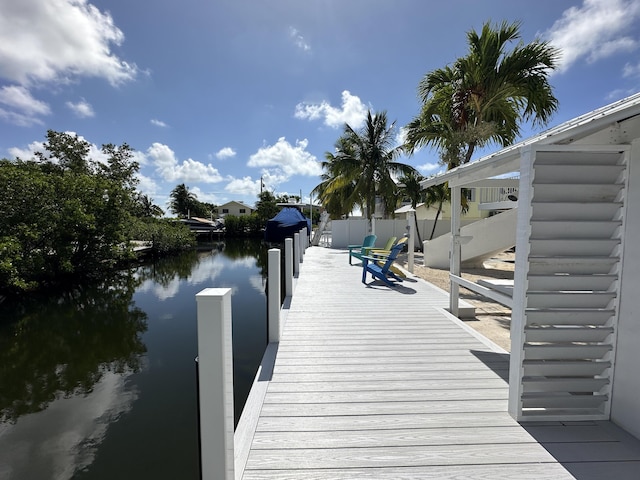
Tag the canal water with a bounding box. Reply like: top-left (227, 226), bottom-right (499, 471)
top-left (0, 238), bottom-right (269, 480)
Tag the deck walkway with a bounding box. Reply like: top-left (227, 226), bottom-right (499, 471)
top-left (236, 246), bottom-right (640, 479)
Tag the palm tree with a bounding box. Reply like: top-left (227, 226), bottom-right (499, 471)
top-left (405, 20), bottom-right (560, 169)
top-left (424, 183), bottom-right (450, 240)
top-left (169, 183), bottom-right (197, 218)
top-left (136, 194), bottom-right (164, 218)
top-left (397, 172), bottom-right (426, 247)
top-left (313, 137), bottom-right (362, 219)
top-left (314, 110), bottom-right (417, 220)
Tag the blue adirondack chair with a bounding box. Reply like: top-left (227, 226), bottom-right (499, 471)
top-left (361, 237), bottom-right (407, 287)
top-left (348, 234), bottom-right (377, 265)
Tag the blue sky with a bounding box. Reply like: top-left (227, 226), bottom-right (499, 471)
top-left (1, 0), bottom-right (640, 213)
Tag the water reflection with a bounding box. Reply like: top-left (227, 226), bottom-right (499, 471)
top-left (0, 270), bottom-right (147, 424)
top-left (0, 270), bottom-right (146, 479)
top-left (0, 239), bottom-right (268, 480)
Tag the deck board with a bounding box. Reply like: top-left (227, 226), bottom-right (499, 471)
top-left (236, 246), bottom-right (640, 479)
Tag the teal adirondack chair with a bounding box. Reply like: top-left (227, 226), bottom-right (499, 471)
top-left (361, 237), bottom-right (407, 287)
top-left (348, 234), bottom-right (377, 265)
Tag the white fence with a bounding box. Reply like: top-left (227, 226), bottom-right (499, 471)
top-left (330, 218), bottom-right (477, 249)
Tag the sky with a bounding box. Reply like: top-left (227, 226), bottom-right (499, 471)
top-left (1, 0), bottom-right (640, 214)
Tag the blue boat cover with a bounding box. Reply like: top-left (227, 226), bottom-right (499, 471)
top-left (264, 207), bottom-right (311, 243)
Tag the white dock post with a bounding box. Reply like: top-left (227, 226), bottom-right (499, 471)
top-left (299, 229), bottom-right (305, 263)
top-left (195, 288), bottom-right (234, 480)
top-left (268, 248), bottom-right (281, 342)
top-left (284, 238), bottom-right (293, 297)
top-left (293, 233), bottom-right (300, 275)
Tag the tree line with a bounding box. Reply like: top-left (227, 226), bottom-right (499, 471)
top-left (313, 20), bottom-right (560, 241)
top-left (0, 131), bottom-right (195, 294)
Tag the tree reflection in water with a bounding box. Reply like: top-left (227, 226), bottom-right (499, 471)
top-left (0, 269), bottom-right (147, 424)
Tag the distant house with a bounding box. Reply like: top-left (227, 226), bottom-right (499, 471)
top-left (215, 201), bottom-right (254, 217)
top-left (394, 178), bottom-right (519, 221)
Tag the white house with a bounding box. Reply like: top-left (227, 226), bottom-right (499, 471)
top-left (215, 201), bottom-right (253, 217)
top-left (420, 92), bottom-right (640, 440)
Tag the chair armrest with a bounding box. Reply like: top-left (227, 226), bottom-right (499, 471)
top-left (347, 244), bottom-right (363, 249)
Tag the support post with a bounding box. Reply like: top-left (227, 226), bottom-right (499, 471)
top-left (268, 248), bottom-right (281, 342)
top-left (407, 209), bottom-right (415, 273)
top-left (284, 237), bottom-right (293, 297)
top-left (450, 186), bottom-right (461, 317)
top-left (195, 288), bottom-right (234, 480)
top-left (293, 233), bottom-right (300, 276)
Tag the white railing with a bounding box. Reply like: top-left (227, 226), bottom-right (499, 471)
top-left (195, 227), bottom-right (308, 479)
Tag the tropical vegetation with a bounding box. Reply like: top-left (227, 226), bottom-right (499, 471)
top-left (404, 20), bottom-right (560, 169)
top-left (0, 131), bottom-right (194, 294)
top-left (313, 110), bottom-right (417, 219)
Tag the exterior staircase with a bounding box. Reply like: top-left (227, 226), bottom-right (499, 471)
top-left (510, 145), bottom-right (628, 421)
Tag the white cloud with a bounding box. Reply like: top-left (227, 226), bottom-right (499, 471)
top-left (150, 119), bottom-right (168, 128)
top-left (0, 0), bottom-right (138, 86)
top-left (289, 27), bottom-right (311, 52)
top-left (544, 0), bottom-right (640, 73)
top-left (8, 140), bottom-right (45, 160)
top-left (215, 147), bottom-right (236, 159)
top-left (0, 85), bottom-right (51, 126)
top-left (418, 162), bottom-right (442, 174)
top-left (66, 99), bottom-right (95, 118)
top-left (225, 176), bottom-right (262, 196)
top-left (294, 90), bottom-right (369, 129)
top-left (146, 142), bottom-right (223, 183)
top-left (7, 134), bottom-right (109, 166)
top-left (623, 61), bottom-right (640, 78)
top-left (248, 137), bottom-right (321, 177)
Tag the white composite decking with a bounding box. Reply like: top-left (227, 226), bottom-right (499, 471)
top-left (235, 246), bottom-right (640, 479)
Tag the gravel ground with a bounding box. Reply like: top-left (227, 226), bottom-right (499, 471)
top-left (398, 251), bottom-right (514, 352)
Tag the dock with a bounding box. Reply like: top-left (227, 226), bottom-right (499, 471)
top-left (234, 246), bottom-right (640, 479)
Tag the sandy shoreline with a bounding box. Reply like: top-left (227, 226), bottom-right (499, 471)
top-left (397, 251), bottom-right (514, 352)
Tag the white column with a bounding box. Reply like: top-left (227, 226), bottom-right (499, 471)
top-left (195, 288), bottom-right (234, 480)
top-left (407, 209), bottom-right (415, 273)
top-left (293, 233), bottom-right (300, 276)
top-left (284, 237), bottom-right (293, 297)
top-left (268, 248), bottom-right (281, 342)
top-left (450, 186), bottom-right (461, 317)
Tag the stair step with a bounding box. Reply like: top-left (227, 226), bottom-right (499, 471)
top-left (523, 360), bottom-right (611, 376)
top-left (524, 326), bottom-right (614, 343)
top-left (525, 308), bottom-right (615, 326)
top-left (523, 344), bottom-right (613, 360)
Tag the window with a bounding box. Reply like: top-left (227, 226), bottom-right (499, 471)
top-left (222, 208), bottom-right (229, 214)
top-left (239, 209), bottom-right (246, 214)
top-left (463, 188), bottom-right (476, 202)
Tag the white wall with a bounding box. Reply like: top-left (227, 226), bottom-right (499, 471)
top-left (612, 139), bottom-right (640, 440)
top-left (330, 218), bottom-right (471, 249)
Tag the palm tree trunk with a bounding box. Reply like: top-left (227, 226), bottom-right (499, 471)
top-left (414, 214), bottom-right (423, 249)
top-left (428, 200), bottom-right (444, 240)
top-left (464, 141), bottom-right (476, 164)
